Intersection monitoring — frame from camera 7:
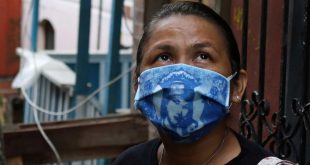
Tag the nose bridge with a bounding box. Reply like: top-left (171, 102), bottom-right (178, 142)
top-left (176, 47), bottom-right (191, 65)
top-left (178, 55), bottom-right (188, 64)
top-left (174, 36), bottom-right (192, 65)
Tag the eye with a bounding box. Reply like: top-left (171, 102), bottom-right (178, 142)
top-left (197, 52), bottom-right (210, 60)
top-left (156, 53), bottom-right (171, 62)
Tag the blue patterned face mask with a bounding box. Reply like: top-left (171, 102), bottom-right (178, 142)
top-left (134, 64), bottom-right (236, 143)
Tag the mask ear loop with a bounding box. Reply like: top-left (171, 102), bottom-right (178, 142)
top-left (226, 102), bottom-right (233, 113)
top-left (227, 72), bottom-right (238, 81)
top-left (226, 72), bottom-right (238, 113)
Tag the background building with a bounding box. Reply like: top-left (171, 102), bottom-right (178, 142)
top-left (1, 0), bottom-right (309, 164)
top-left (22, 0), bottom-right (133, 52)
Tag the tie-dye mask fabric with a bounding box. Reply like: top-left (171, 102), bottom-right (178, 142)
top-left (134, 64), bottom-right (236, 143)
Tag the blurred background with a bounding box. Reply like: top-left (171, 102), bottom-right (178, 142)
top-left (0, 0), bottom-right (309, 165)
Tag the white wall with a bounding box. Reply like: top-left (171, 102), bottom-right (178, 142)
top-left (22, 0), bottom-right (133, 52)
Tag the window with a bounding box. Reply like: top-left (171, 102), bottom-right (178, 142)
top-left (39, 20), bottom-right (55, 50)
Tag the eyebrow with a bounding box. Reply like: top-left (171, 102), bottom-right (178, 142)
top-left (144, 41), bottom-right (215, 55)
top-left (150, 42), bottom-right (212, 51)
top-left (191, 42), bottom-right (213, 49)
top-left (152, 44), bottom-right (173, 51)
top-left (191, 41), bottom-right (220, 55)
top-left (144, 43), bottom-right (174, 56)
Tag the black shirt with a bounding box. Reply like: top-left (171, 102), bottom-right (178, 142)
top-left (113, 132), bottom-right (273, 165)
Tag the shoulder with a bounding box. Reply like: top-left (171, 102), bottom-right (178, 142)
top-left (112, 138), bottom-right (161, 165)
top-left (227, 131), bottom-right (274, 165)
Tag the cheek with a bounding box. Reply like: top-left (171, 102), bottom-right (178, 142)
top-left (221, 60), bottom-right (233, 76)
top-left (139, 57), bottom-right (160, 73)
top-left (219, 51), bottom-right (234, 76)
top-left (138, 47), bottom-right (153, 73)
top-left (139, 61), bottom-right (149, 74)
top-left (209, 57), bottom-right (233, 78)
top-left (135, 59), bottom-right (152, 86)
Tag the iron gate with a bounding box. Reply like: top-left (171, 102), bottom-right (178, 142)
top-left (238, 0), bottom-right (310, 164)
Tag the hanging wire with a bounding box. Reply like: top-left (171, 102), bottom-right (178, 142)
top-left (122, 5), bottom-right (139, 41)
top-left (22, 0), bottom-right (35, 48)
top-left (21, 63), bottom-right (136, 116)
top-left (32, 102), bottom-right (62, 164)
top-left (20, 0), bottom-right (136, 164)
top-left (20, 0), bottom-right (63, 163)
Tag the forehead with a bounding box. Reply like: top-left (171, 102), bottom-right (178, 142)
top-left (146, 15), bottom-right (228, 50)
top-left (154, 14), bottom-right (217, 30)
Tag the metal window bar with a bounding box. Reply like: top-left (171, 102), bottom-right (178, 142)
top-left (23, 0), bottom-right (131, 164)
top-left (23, 53), bottom-right (132, 120)
top-left (239, 0), bottom-right (310, 164)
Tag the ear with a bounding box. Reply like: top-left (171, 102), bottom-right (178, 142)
top-left (231, 69), bottom-right (247, 103)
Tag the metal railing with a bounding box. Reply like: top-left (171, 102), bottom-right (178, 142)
top-left (239, 0), bottom-right (310, 164)
top-left (24, 51), bottom-right (132, 124)
top-left (22, 51), bottom-right (132, 165)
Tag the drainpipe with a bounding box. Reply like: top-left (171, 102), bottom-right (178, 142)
top-left (31, 0), bottom-right (39, 52)
top-left (75, 0), bottom-right (91, 118)
top-left (103, 0), bottom-right (124, 114)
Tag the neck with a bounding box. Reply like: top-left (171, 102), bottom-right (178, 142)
top-left (159, 123), bottom-right (228, 165)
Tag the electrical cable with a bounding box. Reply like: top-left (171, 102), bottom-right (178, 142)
top-left (122, 7), bottom-right (140, 41)
top-left (30, 0), bottom-right (63, 160)
top-left (22, 0), bottom-right (35, 48)
top-left (20, 1), bottom-right (136, 164)
top-left (21, 63), bottom-right (136, 116)
top-left (122, 8), bottom-right (134, 38)
top-left (19, 0), bottom-right (64, 163)
top-left (20, 1), bottom-right (63, 163)
top-left (32, 104), bottom-right (62, 164)
top-left (21, 62), bottom-right (135, 165)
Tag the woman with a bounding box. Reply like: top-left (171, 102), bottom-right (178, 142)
top-left (114, 1), bottom-right (274, 165)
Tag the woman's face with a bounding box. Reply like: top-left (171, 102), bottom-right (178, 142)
top-left (140, 15), bottom-right (233, 77)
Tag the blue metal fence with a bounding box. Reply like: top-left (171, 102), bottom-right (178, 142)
top-left (23, 50), bottom-right (132, 123)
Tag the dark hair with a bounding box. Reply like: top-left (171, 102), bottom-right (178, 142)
top-left (135, 1), bottom-right (240, 83)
